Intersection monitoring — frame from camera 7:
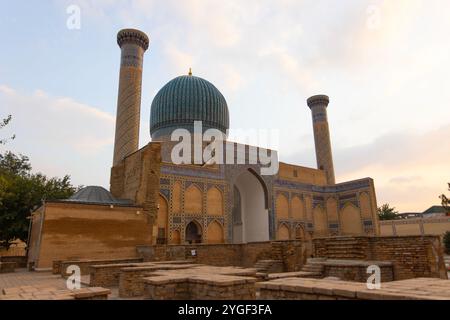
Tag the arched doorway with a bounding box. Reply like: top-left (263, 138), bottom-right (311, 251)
top-left (232, 169), bottom-right (269, 243)
top-left (185, 221), bottom-right (202, 244)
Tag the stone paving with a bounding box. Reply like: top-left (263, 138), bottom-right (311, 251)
top-left (0, 269), bottom-right (69, 291)
top-left (2, 266), bottom-right (450, 300)
top-left (0, 269), bottom-right (114, 300)
top-left (0, 284), bottom-right (110, 300)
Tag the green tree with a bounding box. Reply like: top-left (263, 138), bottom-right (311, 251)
top-left (0, 115), bottom-right (15, 145)
top-left (439, 183), bottom-right (449, 215)
top-left (377, 203), bottom-right (399, 221)
top-left (0, 151), bottom-right (77, 249)
top-left (443, 231), bottom-right (450, 254)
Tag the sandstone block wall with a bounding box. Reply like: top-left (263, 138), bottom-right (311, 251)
top-left (313, 236), bottom-right (447, 280)
top-left (323, 264), bottom-right (393, 283)
top-left (55, 258), bottom-right (143, 276)
top-left (27, 202), bottom-right (150, 269)
top-left (90, 263), bottom-right (142, 287)
top-left (0, 262), bottom-right (16, 273)
top-left (110, 143), bottom-right (162, 244)
top-left (143, 276), bottom-right (256, 300)
top-left (0, 256), bottom-right (27, 268)
top-left (136, 240), bottom-right (306, 272)
top-left (380, 217), bottom-right (450, 238)
top-left (119, 267), bottom-right (159, 297)
top-left (258, 277), bottom-right (450, 300)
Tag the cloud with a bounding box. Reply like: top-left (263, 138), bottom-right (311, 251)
top-left (164, 44), bottom-right (195, 75)
top-left (0, 84), bottom-right (114, 187)
top-left (283, 124), bottom-right (450, 212)
top-left (220, 64), bottom-right (247, 92)
top-left (335, 126), bottom-right (450, 211)
top-left (5, 0), bottom-right (450, 211)
top-left (335, 125), bottom-right (450, 174)
top-left (389, 176), bottom-right (423, 184)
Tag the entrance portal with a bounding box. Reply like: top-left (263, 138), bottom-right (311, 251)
top-left (185, 221), bottom-right (202, 244)
top-left (232, 169), bottom-right (269, 243)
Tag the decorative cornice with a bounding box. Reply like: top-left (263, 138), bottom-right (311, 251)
top-left (307, 94), bottom-right (330, 108)
top-left (117, 29), bottom-right (149, 51)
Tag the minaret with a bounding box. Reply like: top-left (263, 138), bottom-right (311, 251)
top-left (112, 29), bottom-right (149, 166)
top-left (307, 94), bottom-right (336, 185)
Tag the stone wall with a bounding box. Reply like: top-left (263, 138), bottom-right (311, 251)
top-left (0, 240), bottom-right (27, 258)
top-left (110, 142), bottom-right (162, 244)
top-left (278, 162), bottom-right (327, 186)
top-left (0, 262), bottom-right (16, 273)
top-left (322, 261), bottom-right (394, 283)
top-left (27, 202), bottom-right (151, 269)
top-left (90, 263), bottom-right (143, 287)
top-left (136, 240), bottom-right (306, 271)
top-left (143, 275), bottom-right (256, 300)
top-left (258, 277), bottom-right (450, 300)
top-left (0, 256), bottom-right (27, 268)
top-left (119, 267), bottom-right (159, 297)
top-left (55, 258), bottom-right (143, 276)
top-left (380, 217), bottom-right (450, 239)
top-left (313, 236), bottom-right (448, 280)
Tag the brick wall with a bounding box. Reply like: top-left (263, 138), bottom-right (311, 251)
top-left (55, 258), bottom-right (143, 276)
top-left (313, 235), bottom-right (448, 280)
top-left (136, 240), bottom-right (306, 271)
top-left (323, 264), bottom-right (394, 283)
top-left (90, 263), bottom-right (142, 287)
top-left (28, 202), bottom-right (150, 269)
top-left (110, 142), bottom-right (162, 244)
top-left (380, 217), bottom-right (450, 238)
top-left (0, 262), bottom-right (16, 273)
top-left (0, 256), bottom-right (27, 268)
top-left (143, 276), bottom-right (256, 300)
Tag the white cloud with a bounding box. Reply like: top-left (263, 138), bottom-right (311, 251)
top-left (0, 85), bottom-right (114, 187)
top-left (335, 125), bottom-right (450, 212)
top-left (5, 0), bottom-right (450, 212)
top-left (220, 64), bottom-right (246, 92)
top-left (164, 44), bottom-right (195, 75)
top-left (284, 124), bottom-right (450, 212)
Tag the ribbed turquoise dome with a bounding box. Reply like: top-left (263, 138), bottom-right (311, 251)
top-left (150, 75), bottom-right (230, 139)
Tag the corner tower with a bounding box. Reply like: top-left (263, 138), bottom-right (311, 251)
top-left (307, 94), bottom-right (336, 185)
top-left (112, 29), bottom-right (149, 166)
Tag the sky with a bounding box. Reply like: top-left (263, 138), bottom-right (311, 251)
top-left (0, 0), bottom-right (449, 212)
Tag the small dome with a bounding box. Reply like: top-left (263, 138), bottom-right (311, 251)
top-left (67, 186), bottom-right (132, 205)
top-left (150, 74), bottom-right (230, 139)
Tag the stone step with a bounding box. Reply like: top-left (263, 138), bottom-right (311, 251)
top-left (325, 241), bottom-right (361, 245)
top-left (302, 265), bottom-right (324, 272)
top-left (301, 263), bottom-right (324, 275)
top-left (324, 248), bottom-right (365, 253)
top-left (325, 248), bottom-right (364, 252)
top-left (254, 262), bottom-right (283, 269)
top-left (306, 258), bottom-right (327, 263)
top-left (325, 246), bottom-right (363, 251)
top-left (324, 253), bottom-right (366, 258)
top-left (253, 259), bottom-right (284, 273)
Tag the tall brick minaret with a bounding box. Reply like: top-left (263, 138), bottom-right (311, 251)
top-left (307, 94), bottom-right (336, 185)
top-left (112, 29), bottom-right (149, 166)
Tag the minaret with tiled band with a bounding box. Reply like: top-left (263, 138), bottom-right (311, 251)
top-left (307, 94), bottom-right (336, 185)
top-left (112, 29), bottom-right (149, 166)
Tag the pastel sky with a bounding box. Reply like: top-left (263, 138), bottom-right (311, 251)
top-left (0, 0), bottom-right (449, 212)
